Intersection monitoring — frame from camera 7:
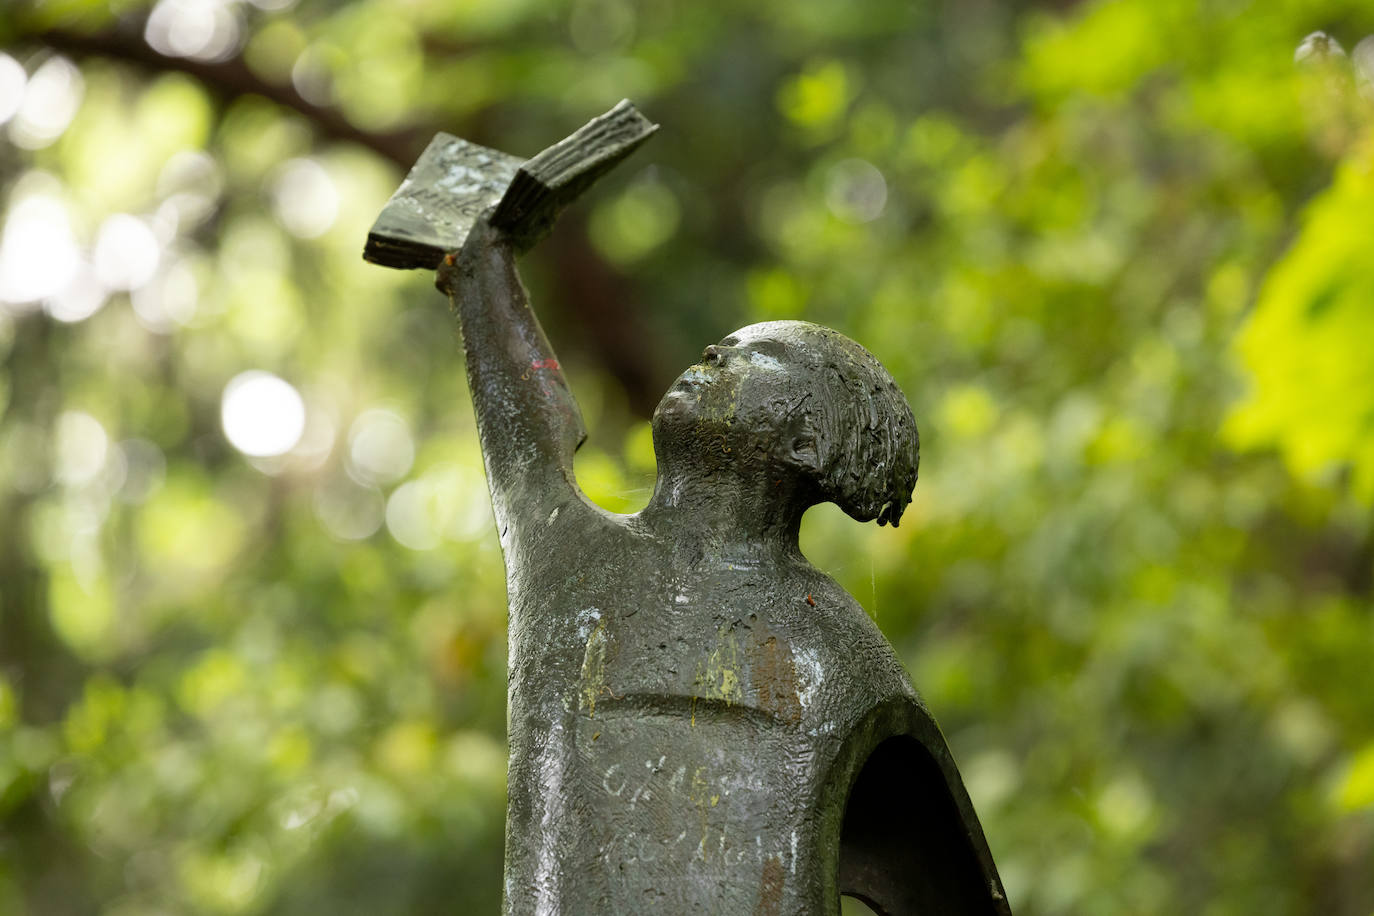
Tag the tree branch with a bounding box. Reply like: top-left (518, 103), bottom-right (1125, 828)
top-left (28, 25), bottom-right (425, 169)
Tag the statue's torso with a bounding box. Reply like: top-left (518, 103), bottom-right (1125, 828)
top-left (499, 499), bottom-right (926, 913)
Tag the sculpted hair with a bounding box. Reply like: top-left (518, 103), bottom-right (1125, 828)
top-left (753, 322), bottom-right (921, 527)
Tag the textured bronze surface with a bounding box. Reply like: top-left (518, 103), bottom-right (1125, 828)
top-left (490, 99), bottom-right (658, 251)
top-left (363, 133), bottom-right (522, 270)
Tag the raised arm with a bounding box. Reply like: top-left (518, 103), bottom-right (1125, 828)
top-left (436, 215), bottom-right (587, 535)
top-left (365, 104), bottom-right (657, 537)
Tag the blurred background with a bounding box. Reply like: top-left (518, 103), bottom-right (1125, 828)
top-left (2, 0), bottom-right (1374, 913)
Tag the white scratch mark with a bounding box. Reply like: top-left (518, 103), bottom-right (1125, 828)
top-left (792, 646), bottom-right (823, 708)
top-left (747, 351), bottom-right (785, 371)
top-left (577, 607), bottom-right (602, 640)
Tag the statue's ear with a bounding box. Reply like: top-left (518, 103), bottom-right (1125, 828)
top-left (780, 416), bottom-right (821, 474)
top-left (785, 434), bottom-right (818, 471)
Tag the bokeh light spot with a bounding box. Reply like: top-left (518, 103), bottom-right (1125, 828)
top-left (10, 56), bottom-right (83, 149)
top-left (589, 178), bottom-right (679, 264)
top-left (0, 183), bottom-right (79, 307)
top-left (313, 477), bottom-right (384, 541)
top-left (271, 158), bottom-right (339, 239)
top-left (49, 571), bottom-right (115, 658)
top-left (45, 261), bottom-right (108, 324)
top-left (290, 45), bottom-right (334, 107)
top-left (347, 409), bottom-right (413, 485)
top-left (0, 54), bottom-right (27, 126)
top-left (221, 371), bottom-right (306, 457)
top-left (145, 0), bottom-right (243, 62)
top-left (55, 411), bottom-right (110, 487)
top-left (94, 215), bottom-right (161, 292)
top-left (157, 150), bottom-right (224, 230)
top-left (825, 158), bottom-right (887, 223)
top-left (385, 478), bottom-right (450, 551)
top-left (131, 256), bottom-right (200, 331)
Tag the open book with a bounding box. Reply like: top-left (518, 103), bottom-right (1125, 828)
top-left (364, 100), bottom-right (659, 270)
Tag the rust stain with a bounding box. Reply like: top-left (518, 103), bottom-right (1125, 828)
top-left (750, 635), bottom-right (802, 725)
top-left (754, 856), bottom-right (785, 916)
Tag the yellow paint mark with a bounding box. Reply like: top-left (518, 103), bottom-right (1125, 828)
top-left (692, 623), bottom-right (743, 707)
top-left (580, 619), bottom-right (608, 717)
top-left (688, 766), bottom-right (713, 858)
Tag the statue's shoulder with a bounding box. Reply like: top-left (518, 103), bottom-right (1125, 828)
top-left (502, 491), bottom-right (639, 567)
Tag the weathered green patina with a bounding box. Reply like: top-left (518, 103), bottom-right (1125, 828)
top-left (366, 103), bottom-right (1010, 915)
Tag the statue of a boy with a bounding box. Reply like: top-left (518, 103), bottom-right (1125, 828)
top-left (436, 216), bottom-right (1010, 914)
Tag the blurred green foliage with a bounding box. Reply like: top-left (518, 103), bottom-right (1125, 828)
top-left (2, 0), bottom-right (1374, 913)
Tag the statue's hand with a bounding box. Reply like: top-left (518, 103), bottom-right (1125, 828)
top-left (435, 208), bottom-right (512, 295)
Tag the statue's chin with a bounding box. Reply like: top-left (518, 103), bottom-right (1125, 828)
top-left (650, 395), bottom-right (734, 465)
top-left (653, 388), bottom-right (699, 422)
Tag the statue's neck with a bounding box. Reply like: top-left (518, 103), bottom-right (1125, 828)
top-left (641, 465), bottom-right (809, 563)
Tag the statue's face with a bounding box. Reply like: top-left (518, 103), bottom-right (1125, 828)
top-left (653, 324), bottom-right (819, 472)
top-left (651, 319), bottom-right (918, 524)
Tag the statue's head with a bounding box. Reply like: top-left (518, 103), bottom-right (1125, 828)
top-left (652, 320), bottom-right (920, 526)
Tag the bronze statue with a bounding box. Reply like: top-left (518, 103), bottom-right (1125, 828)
top-left (366, 102), bottom-right (1010, 915)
